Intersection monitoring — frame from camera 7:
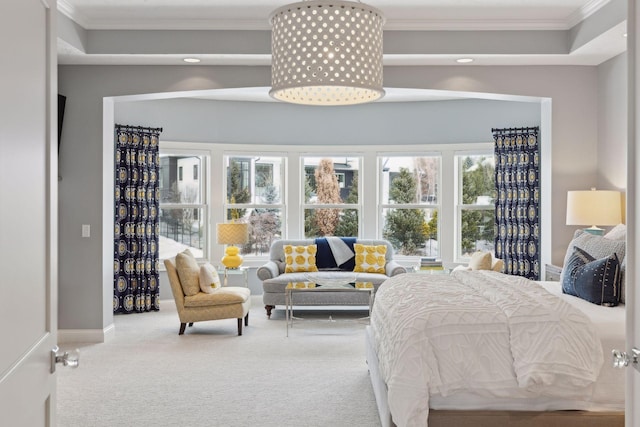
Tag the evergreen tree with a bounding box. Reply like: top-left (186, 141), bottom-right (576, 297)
top-left (227, 159), bottom-right (250, 220)
top-left (304, 174), bottom-right (320, 237)
top-left (334, 172), bottom-right (358, 237)
top-left (383, 168), bottom-right (427, 255)
top-left (460, 157), bottom-right (495, 254)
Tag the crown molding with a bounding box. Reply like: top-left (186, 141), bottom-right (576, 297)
top-left (566, 0), bottom-right (613, 28)
top-left (57, 0), bottom-right (91, 28)
top-left (384, 19), bottom-right (568, 31)
top-left (81, 18), bottom-right (272, 31)
top-left (63, 17), bottom-right (572, 32)
top-left (56, 0), bottom-right (613, 32)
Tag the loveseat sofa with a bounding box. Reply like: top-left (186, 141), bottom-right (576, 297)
top-left (257, 238), bottom-right (407, 318)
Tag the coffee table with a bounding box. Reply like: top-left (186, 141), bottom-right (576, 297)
top-left (285, 281), bottom-right (375, 337)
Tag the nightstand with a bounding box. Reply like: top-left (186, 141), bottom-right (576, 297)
top-left (544, 264), bottom-right (562, 282)
top-left (217, 266), bottom-right (249, 287)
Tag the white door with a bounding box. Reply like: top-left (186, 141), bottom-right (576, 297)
top-left (630, 2), bottom-right (640, 427)
top-left (0, 0), bottom-right (58, 425)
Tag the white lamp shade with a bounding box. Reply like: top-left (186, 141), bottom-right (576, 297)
top-left (216, 223), bottom-right (249, 245)
top-left (566, 190), bottom-right (622, 227)
top-left (269, 0), bottom-right (385, 106)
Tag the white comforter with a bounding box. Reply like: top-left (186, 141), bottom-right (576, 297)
top-left (370, 270), bottom-right (604, 427)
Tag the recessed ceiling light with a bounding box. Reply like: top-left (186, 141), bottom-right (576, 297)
top-left (183, 58), bottom-right (201, 63)
top-left (623, 33), bottom-right (628, 38)
top-left (456, 58), bottom-right (474, 64)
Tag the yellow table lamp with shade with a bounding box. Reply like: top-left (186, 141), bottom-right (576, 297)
top-left (217, 223), bottom-right (249, 268)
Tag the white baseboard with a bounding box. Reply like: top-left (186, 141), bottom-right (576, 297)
top-left (58, 323), bottom-right (115, 344)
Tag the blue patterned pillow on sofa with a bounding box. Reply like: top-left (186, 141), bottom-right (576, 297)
top-left (562, 246), bottom-right (621, 306)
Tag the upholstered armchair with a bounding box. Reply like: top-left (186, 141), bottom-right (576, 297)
top-left (164, 255), bottom-right (251, 335)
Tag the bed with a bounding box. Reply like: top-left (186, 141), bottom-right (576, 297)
top-left (365, 270), bottom-right (625, 427)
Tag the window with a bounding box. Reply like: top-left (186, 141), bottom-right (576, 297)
top-left (302, 156), bottom-right (360, 238)
top-left (255, 163), bottom-right (274, 198)
top-left (225, 155), bottom-right (285, 256)
top-left (456, 153), bottom-right (496, 258)
top-left (159, 142), bottom-right (496, 267)
top-left (158, 153), bottom-right (207, 260)
top-left (380, 156), bottom-right (440, 256)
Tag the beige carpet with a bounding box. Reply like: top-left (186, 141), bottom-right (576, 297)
top-left (57, 296), bottom-right (382, 427)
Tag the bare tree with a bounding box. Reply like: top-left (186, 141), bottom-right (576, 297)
top-left (314, 158), bottom-right (342, 236)
top-left (414, 157), bottom-right (439, 202)
top-left (181, 186), bottom-right (199, 246)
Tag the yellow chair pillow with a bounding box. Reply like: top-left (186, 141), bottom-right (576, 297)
top-left (354, 244), bottom-right (387, 274)
top-left (284, 244), bottom-right (319, 273)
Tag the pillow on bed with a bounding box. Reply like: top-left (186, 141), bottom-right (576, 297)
top-left (468, 251), bottom-right (492, 270)
top-left (284, 244), bottom-right (319, 273)
top-left (353, 244), bottom-right (387, 273)
top-left (604, 223), bottom-right (626, 241)
top-left (560, 229), bottom-right (626, 303)
top-left (562, 246), bottom-right (621, 306)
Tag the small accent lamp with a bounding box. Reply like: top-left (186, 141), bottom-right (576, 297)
top-left (269, 0), bottom-right (385, 106)
top-left (216, 223), bottom-right (249, 269)
top-left (566, 189), bottom-right (622, 235)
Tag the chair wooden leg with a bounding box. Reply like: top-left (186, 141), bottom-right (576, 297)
top-left (188, 322), bottom-right (194, 327)
top-left (244, 312), bottom-right (249, 326)
top-left (179, 323), bottom-right (186, 335)
top-left (265, 305), bottom-right (274, 318)
top-left (237, 318), bottom-right (243, 336)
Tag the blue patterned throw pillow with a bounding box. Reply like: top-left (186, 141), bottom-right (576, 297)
top-left (562, 246), bottom-right (621, 306)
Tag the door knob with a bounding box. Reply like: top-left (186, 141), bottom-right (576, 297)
top-left (612, 348), bottom-right (640, 372)
top-left (50, 346), bottom-right (80, 373)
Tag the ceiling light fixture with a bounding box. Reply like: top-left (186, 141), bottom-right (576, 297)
top-left (183, 58), bottom-right (201, 63)
top-left (456, 58), bottom-right (474, 64)
top-left (269, 0), bottom-right (385, 106)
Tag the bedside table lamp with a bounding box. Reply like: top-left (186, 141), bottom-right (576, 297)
top-left (566, 189), bottom-right (622, 235)
top-left (217, 223), bottom-right (249, 268)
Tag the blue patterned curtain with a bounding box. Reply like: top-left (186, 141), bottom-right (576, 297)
top-left (493, 127), bottom-right (540, 280)
top-left (114, 124), bottom-right (162, 313)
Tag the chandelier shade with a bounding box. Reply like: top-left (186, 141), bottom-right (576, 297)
top-left (269, 0), bottom-right (385, 106)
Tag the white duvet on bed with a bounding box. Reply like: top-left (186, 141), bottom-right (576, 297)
top-left (370, 270), bottom-right (608, 427)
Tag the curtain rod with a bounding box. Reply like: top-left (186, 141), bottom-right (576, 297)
top-left (491, 126), bottom-right (538, 132)
top-left (115, 124), bottom-right (163, 133)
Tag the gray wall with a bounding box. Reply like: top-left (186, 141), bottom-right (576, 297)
top-left (115, 96), bottom-right (542, 301)
top-left (597, 53), bottom-right (627, 220)
top-left (114, 97), bottom-right (540, 145)
top-left (58, 63), bottom-right (604, 332)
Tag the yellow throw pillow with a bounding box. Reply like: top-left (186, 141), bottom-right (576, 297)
top-left (353, 244), bottom-right (387, 274)
top-left (469, 251), bottom-right (492, 270)
top-left (284, 244), bottom-right (319, 273)
top-left (175, 250), bottom-right (201, 296)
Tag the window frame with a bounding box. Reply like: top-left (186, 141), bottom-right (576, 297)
top-left (378, 153), bottom-right (442, 258)
top-left (300, 155), bottom-right (362, 239)
top-left (158, 146), bottom-right (210, 261)
top-left (158, 141), bottom-right (497, 268)
top-left (223, 153), bottom-right (287, 257)
top-left (454, 149), bottom-right (496, 261)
